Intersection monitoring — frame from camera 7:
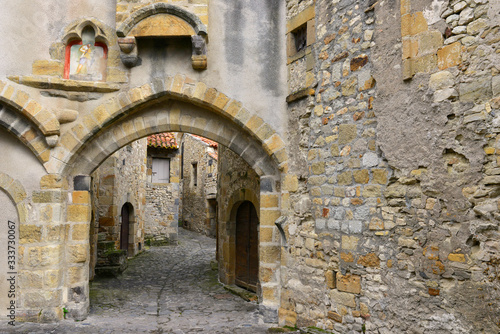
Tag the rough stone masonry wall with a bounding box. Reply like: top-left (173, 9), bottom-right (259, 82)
top-left (144, 146), bottom-right (181, 243)
top-left (91, 138), bottom-right (147, 257)
top-left (281, 0), bottom-right (500, 332)
top-left (181, 134), bottom-right (218, 236)
top-left (217, 144), bottom-right (260, 286)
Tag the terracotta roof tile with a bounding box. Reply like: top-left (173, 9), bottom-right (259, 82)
top-left (147, 133), bottom-right (178, 149)
top-left (191, 134), bottom-right (218, 148)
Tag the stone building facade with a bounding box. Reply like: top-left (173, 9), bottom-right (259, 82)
top-left (217, 145), bottom-right (261, 291)
top-left (89, 138), bottom-right (147, 278)
top-left (0, 0), bottom-right (498, 332)
top-left (180, 133), bottom-right (218, 237)
top-left (145, 133), bottom-right (181, 244)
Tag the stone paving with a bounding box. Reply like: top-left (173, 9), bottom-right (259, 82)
top-left (0, 228), bottom-right (274, 334)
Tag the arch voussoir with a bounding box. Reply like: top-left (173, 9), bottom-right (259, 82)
top-left (58, 75), bottom-right (288, 177)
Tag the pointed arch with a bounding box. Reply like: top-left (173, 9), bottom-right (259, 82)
top-left (47, 74), bottom-right (287, 177)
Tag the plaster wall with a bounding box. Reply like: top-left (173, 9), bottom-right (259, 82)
top-left (0, 0), bottom-right (116, 76)
top-left (0, 129), bottom-right (46, 195)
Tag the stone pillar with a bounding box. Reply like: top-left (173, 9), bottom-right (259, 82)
top-left (18, 174), bottom-right (67, 322)
top-left (258, 176), bottom-right (281, 323)
top-left (64, 176), bottom-right (92, 320)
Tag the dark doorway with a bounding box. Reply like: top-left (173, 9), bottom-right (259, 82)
top-left (235, 201), bottom-right (259, 292)
top-left (120, 203), bottom-right (131, 256)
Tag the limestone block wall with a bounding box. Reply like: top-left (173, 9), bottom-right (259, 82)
top-left (180, 134), bottom-right (218, 237)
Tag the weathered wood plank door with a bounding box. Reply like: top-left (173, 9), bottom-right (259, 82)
top-left (120, 204), bottom-right (130, 255)
top-left (235, 201), bottom-right (259, 292)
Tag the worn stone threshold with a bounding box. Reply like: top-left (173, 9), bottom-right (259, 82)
top-left (8, 75), bottom-right (121, 92)
top-left (223, 284), bottom-right (258, 302)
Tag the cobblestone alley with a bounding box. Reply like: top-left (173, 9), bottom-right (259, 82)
top-left (0, 229), bottom-right (274, 334)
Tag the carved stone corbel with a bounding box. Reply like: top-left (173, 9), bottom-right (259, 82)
top-left (191, 35), bottom-right (207, 70)
top-left (118, 37), bottom-right (139, 68)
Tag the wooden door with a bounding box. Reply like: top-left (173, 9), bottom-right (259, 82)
top-left (235, 201), bottom-right (259, 292)
top-left (120, 204), bottom-right (129, 255)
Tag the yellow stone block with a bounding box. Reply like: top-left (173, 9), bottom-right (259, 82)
top-left (93, 105), bottom-right (110, 125)
top-left (128, 87), bottom-right (143, 103)
top-left (341, 235), bottom-right (359, 250)
top-left (260, 227), bottom-right (274, 242)
top-left (68, 244), bottom-right (88, 263)
top-left (203, 88), bottom-right (218, 104)
top-left (13, 90), bottom-right (30, 107)
top-left (60, 132), bottom-right (79, 153)
top-left (261, 194), bottom-right (279, 208)
top-left (19, 225), bottom-right (42, 244)
top-left (2, 85), bottom-right (15, 100)
top-left (260, 245), bottom-right (280, 264)
top-left (72, 191), bottom-right (89, 204)
top-left (402, 39), bottom-right (418, 59)
top-left (71, 224), bottom-right (90, 241)
top-left (40, 174), bottom-right (66, 189)
top-left (213, 93), bottom-right (230, 110)
top-left (67, 205), bottom-right (89, 222)
top-left (484, 147), bottom-right (495, 155)
top-left (401, 12), bottom-right (427, 37)
top-left (265, 134), bottom-right (285, 154)
top-left (437, 42), bottom-right (462, 70)
top-left (337, 273), bottom-right (361, 294)
top-left (172, 74), bottom-right (185, 94)
top-left (260, 209), bottom-right (280, 226)
top-left (192, 82), bottom-right (207, 100)
top-left (448, 253), bottom-right (465, 262)
top-left (68, 266), bottom-right (86, 285)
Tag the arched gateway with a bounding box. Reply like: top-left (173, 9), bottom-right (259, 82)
top-left (5, 75), bottom-right (289, 322)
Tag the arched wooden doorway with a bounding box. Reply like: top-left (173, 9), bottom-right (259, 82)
top-left (120, 203), bottom-right (133, 256)
top-left (235, 201), bottom-right (259, 292)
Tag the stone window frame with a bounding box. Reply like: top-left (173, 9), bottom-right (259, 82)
top-left (286, 5), bottom-right (316, 63)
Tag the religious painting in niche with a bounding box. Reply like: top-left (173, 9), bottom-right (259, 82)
top-left (64, 26), bottom-right (107, 81)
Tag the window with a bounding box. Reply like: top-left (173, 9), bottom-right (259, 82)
top-left (192, 163), bottom-right (198, 187)
top-left (293, 24), bottom-right (308, 53)
top-left (152, 158), bottom-right (170, 183)
top-left (64, 26), bottom-right (108, 81)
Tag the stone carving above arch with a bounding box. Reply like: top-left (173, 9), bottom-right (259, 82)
top-left (62, 19), bottom-right (111, 46)
top-left (116, 3), bottom-right (208, 38)
top-left (116, 2), bottom-right (208, 70)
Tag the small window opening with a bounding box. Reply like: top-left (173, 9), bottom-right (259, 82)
top-left (192, 163), bottom-right (198, 187)
top-left (293, 24), bottom-right (307, 53)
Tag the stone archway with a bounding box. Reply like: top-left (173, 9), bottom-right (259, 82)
top-left (43, 76), bottom-right (289, 322)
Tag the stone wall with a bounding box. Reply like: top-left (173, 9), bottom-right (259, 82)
top-left (144, 144), bottom-right (181, 244)
top-left (280, 0), bottom-right (500, 332)
top-left (180, 134), bottom-right (218, 237)
top-left (90, 138), bottom-right (147, 271)
top-left (216, 144), bottom-right (260, 286)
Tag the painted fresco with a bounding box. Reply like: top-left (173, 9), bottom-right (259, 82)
top-left (69, 43), bottom-right (106, 81)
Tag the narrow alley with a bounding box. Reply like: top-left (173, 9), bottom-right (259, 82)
top-left (1, 229), bottom-right (273, 334)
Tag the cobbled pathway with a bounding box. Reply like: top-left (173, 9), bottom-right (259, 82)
top-left (0, 228), bottom-right (273, 334)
